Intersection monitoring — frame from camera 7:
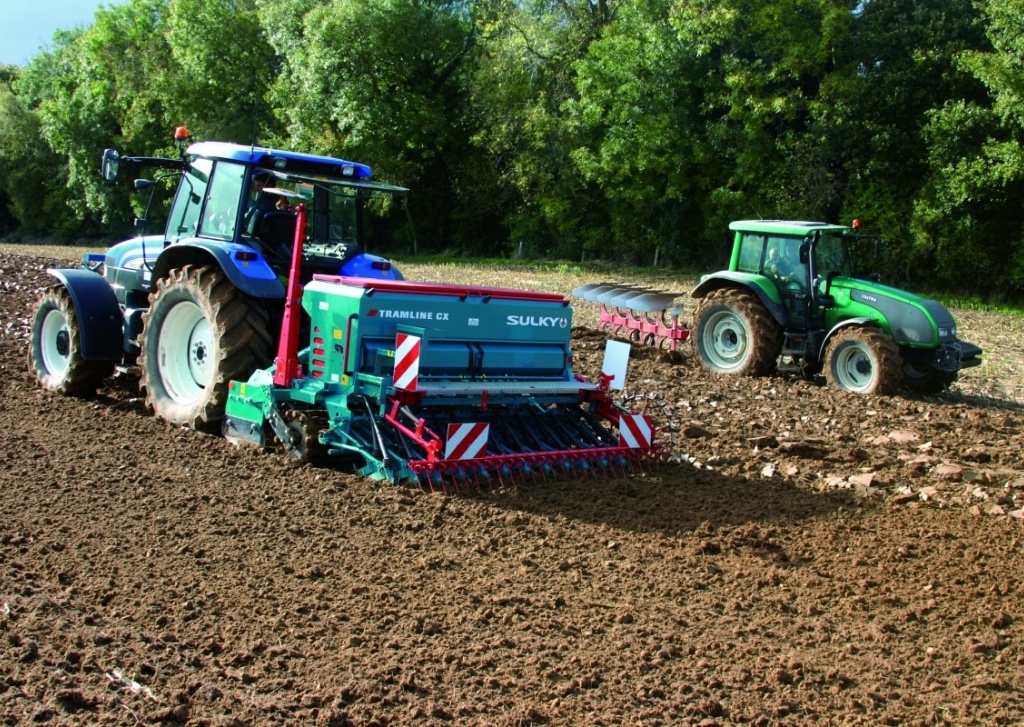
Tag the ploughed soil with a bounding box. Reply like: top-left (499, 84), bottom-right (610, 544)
top-left (1, 250), bottom-right (1022, 726)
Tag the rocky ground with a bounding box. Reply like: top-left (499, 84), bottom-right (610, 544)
top-left (1, 250), bottom-right (1022, 726)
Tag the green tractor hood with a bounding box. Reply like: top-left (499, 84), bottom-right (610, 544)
top-left (824, 277), bottom-right (957, 349)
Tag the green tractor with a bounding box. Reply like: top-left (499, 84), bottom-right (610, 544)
top-left (691, 220), bottom-right (982, 395)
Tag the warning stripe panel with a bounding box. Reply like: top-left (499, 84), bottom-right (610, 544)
top-left (445, 422), bottom-right (490, 460)
top-left (618, 413), bottom-right (653, 449)
top-left (393, 333), bottom-right (421, 391)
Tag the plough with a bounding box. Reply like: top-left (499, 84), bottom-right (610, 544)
top-left (571, 282), bottom-right (689, 350)
top-left (222, 207), bottom-right (666, 491)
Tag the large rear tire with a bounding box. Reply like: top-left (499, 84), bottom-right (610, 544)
top-left (902, 361), bottom-right (957, 394)
top-left (28, 286), bottom-right (114, 396)
top-left (692, 287), bottom-right (782, 376)
top-left (138, 265), bottom-right (273, 431)
top-left (825, 327), bottom-right (902, 395)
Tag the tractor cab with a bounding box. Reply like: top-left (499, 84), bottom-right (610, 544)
top-left (95, 129), bottom-right (409, 332)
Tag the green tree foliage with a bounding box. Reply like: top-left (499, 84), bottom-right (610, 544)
top-left (0, 70), bottom-right (59, 235)
top-left (913, 0), bottom-right (1024, 293)
top-left (0, 0), bottom-right (1021, 297)
top-left (2, 32), bottom-right (108, 237)
top-left (262, 0), bottom-right (476, 251)
top-left (470, 0), bottom-right (621, 260)
top-left (839, 0), bottom-right (989, 284)
top-left (165, 0), bottom-right (278, 144)
top-left (565, 0), bottom-right (701, 264)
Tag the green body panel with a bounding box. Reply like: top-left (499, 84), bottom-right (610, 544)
top-left (299, 278), bottom-right (574, 385)
top-left (694, 270), bottom-right (784, 306)
top-left (728, 220), bottom-right (849, 237)
top-left (820, 278), bottom-right (953, 348)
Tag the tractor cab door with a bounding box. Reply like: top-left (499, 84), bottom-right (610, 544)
top-left (760, 235), bottom-right (811, 325)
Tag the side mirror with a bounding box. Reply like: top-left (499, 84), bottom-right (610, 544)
top-left (101, 148), bottom-right (120, 181)
top-left (134, 217), bottom-right (148, 232)
top-left (799, 241), bottom-right (809, 265)
top-left (134, 178), bottom-right (152, 190)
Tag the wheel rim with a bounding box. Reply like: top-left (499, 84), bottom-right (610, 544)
top-left (39, 308), bottom-right (71, 377)
top-left (833, 344), bottom-right (874, 391)
top-left (702, 309), bottom-right (749, 370)
top-left (157, 301), bottom-right (214, 405)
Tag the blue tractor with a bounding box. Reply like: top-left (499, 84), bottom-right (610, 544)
top-left (28, 127), bottom-right (407, 430)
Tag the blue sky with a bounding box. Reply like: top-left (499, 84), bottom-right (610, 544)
top-left (0, 0), bottom-right (109, 66)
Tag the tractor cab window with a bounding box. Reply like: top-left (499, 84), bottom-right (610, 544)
top-left (245, 177), bottom-right (308, 256)
top-left (762, 236), bottom-right (805, 291)
top-left (198, 161), bottom-right (246, 240)
top-left (325, 186), bottom-right (359, 246)
top-left (736, 233), bottom-right (763, 272)
top-left (816, 234), bottom-right (853, 278)
top-left (166, 157), bottom-right (212, 245)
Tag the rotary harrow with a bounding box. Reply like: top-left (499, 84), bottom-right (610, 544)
top-left (571, 282), bottom-right (689, 351)
top-left (222, 207), bottom-right (665, 491)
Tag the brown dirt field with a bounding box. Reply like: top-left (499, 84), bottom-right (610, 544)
top-left (1, 250), bottom-right (1022, 726)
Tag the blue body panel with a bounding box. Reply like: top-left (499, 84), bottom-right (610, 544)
top-left (154, 239), bottom-right (286, 299)
top-left (104, 235), bottom-right (162, 269)
top-left (341, 253), bottom-right (405, 280)
top-left (186, 142), bottom-right (373, 179)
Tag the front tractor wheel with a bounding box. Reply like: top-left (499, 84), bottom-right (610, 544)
top-left (138, 265), bottom-right (272, 431)
top-left (692, 287), bottom-right (782, 376)
top-left (825, 327), bottom-right (902, 395)
top-left (28, 286), bottom-right (113, 396)
top-left (902, 361), bottom-right (957, 394)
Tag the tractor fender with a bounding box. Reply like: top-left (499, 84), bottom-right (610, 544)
top-left (817, 317), bottom-right (880, 360)
top-left (692, 273), bottom-right (788, 327)
top-left (340, 252), bottom-right (404, 280)
top-left (151, 241), bottom-right (286, 299)
top-left (45, 269), bottom-right (124, 360)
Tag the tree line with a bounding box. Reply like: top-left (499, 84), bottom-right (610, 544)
top-left (1, 0), bottom-right (1022, 298)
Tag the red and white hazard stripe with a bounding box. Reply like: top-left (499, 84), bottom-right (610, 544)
top-left (618, 413), bottom-right (653, 449)
top-left (445, 422), bottom-right (490, 460)
top-left (393, 333), bottom-right (421, 391)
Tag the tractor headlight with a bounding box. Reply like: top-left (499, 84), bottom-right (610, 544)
top-left (938, 325), bottom-right (955, 340)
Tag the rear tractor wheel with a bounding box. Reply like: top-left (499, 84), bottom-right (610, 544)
top-left (28, 286), bottom-right (113, 396)
top-left (138, 265), bottom-right (273, 431)
top-left (692, 287), bottom-right (782, 376)
top-left (825, 327), bottom-right (902, 395)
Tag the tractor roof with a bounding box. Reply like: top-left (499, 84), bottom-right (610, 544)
top-left (729, 220), bottom-right (852, 236)
top-left (187, 141), bottom-right (374, 180)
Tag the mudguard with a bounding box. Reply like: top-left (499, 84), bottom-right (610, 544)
top-left (153, 241), bottom-right (286, 299)
top-left (341, 252), bottom-right (404, 280)
top-left (692, 272), bottom-right (787, 326)
top-left (46, 269), bottom-right (124, 360)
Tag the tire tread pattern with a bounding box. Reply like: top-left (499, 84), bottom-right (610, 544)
top-left (825, 327), bottom-right (902, 395)
top-left (692, 287), bottom-right (782, 377)
top-left (138, 265), bottom-right (271, 431)
top-left (28, 285), bottom-right (114, 397)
